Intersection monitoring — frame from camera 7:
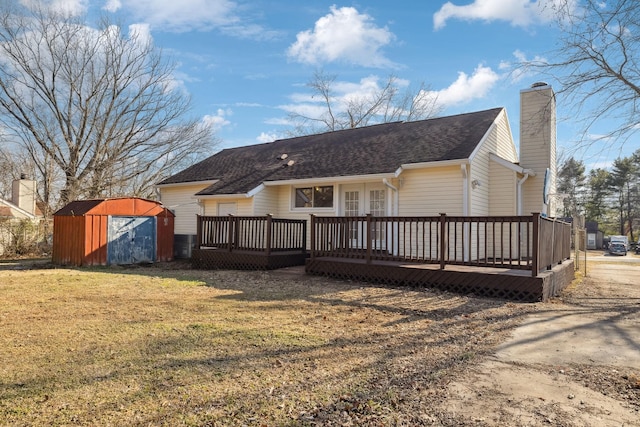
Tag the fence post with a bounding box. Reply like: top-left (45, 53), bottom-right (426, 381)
top-left (265, 214), bottom-right (272, 256)
top-left (532, 212), bottom-right (540, 277)
top-left (310, 215), bottom-right (316, 260)
top-left (439, 213), bottom-right (447, 270)
top-left (366, 213), bottom-right (372, 264)
top-left (196, 214), bottom-right (202, 249)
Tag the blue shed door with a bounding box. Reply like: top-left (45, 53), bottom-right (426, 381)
top-left (107, 216), bottom-right (156, 265)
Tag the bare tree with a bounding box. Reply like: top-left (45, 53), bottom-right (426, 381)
top-left (0, 3), bottom-right (216, 209)
top-left (286, 70), bottom-right (442, 136)
top-left (524, 0), bottom-right (640, 150)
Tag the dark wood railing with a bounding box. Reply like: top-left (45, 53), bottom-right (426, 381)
top-left (311, 213), bottom-right (571, 277)
top-left (196, 215), bottom-right (307, 255)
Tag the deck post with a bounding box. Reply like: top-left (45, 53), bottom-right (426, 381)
top-left (265, 214), bottom-right (272, 256)
top-left (532, 212), bottom-right (540, 277)
top-left (302, 219), bottom-right (308, 255)
top-left (310, 214), bottom-right (316, 260)
top-left (227, 214), bottom-right (234, 253)
top-left (439, 213), bottom-right (446, 270)
top-left (366, 213), bottom-right (372, 264)
top-left (196, 214), bottom-right (202, 249)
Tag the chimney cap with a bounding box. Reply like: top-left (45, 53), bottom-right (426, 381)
top-left (531, 81), bottom-right (549, 88)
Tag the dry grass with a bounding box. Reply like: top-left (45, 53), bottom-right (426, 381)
top-left (0, 263), bottom-right (535, 426)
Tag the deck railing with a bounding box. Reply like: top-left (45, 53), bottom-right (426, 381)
top-left (196, 215), bottom-right (307, 255)
top-left (311, 213), bottom-right (571, 277)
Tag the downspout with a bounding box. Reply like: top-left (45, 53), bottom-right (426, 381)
top-left (461, 164), bottom-right (469, 216)
top-left (461, 164), bottom-right (469, 262)
top-left (383, 178), bottom-right (399, 256)
top-left (517, 173), bottom-right (530, 216)
top-left (382, 178), bottom-right (398, 216)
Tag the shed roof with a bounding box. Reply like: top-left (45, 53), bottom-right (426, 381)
top-left (54, 197), bottom-right (174, 217)
top-left (158, 108), bottom-right (504, 196)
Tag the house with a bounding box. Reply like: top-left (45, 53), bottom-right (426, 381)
top-left (0, 175), bottom-right (43, 256)
top-left (158, 83), bottom-right (558, 258)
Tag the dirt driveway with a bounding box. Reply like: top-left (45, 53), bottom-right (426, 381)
top-left (444, 255), bottom-right (640, 426)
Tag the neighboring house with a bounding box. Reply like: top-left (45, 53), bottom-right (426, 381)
top-left (0, 175), bottom-right (43, 255)
top-left (158, 83), bottom-right (557, 257)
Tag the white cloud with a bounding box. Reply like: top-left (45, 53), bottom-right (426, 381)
top-left (128, 23), bottom-right (152, 46)
top-left (203, 109), bottom-right (232, 131)
top-left (116, 0), bottom-right (240, 33)
top-left (281, 75), bottom-right (402, 117)
top-left (500, 49), bottom-right (548, 83)
top-left (102, 0), bottom-right (122, 12)
top-left (256, 132), bottom-right (278, 143)
top-left (287, 6), bottom-right (396, 68)
top-left (433, 0), bottom-right (575, 30)
top-left (20, 0), bottom-right (88, 16)
top-left (423, 64), bottom-right (499, 108)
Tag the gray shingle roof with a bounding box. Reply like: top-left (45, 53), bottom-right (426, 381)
top-left (158, 107), bottom-right (503, 196)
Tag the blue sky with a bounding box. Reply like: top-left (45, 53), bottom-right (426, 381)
top-left (58, 0), bottom-right (636, 170)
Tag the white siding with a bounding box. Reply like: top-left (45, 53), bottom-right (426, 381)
top-left (489, 164), bottom-right (517, 215)
top-left (202, 198), bottom-right (253, 216)
top-left (494, 110), bottom-right (518, 161)
top-left (159, 184), bottom-right (207, 234)
top-left (468, 109), bottom-right (519, 216)
top-left (398, 166), bottom-right (463, 216)
top-left (252, 186), bottom-right (279, 215)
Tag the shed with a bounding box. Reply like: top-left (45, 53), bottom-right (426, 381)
top-left (52, 197), bottom-right (174, 266)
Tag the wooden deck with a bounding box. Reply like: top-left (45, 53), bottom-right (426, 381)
top-left (305, 256), bottom-right (575, 302)
top-left (191, 213), bottom-right (575, 302)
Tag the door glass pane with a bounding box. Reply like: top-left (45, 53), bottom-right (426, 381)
top-left (345, 191), bottom-right (360, 241)
top-left (369, 189), bottom-right (385, 216)
top-left (370, 189), bottom-right (385, 244)
top-left (345, 191), bottom-right (359, 216)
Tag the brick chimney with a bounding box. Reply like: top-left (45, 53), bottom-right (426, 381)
top-left (12, 174), bottom-right (37, 216)
top-left (519, 83), bottom-right (557, 216)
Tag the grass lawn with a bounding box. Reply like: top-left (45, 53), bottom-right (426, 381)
top-left (0, 264), bottom-right (533, 426)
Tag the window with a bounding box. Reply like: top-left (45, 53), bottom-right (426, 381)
top-left (294, 185), bottom-right (334, 208)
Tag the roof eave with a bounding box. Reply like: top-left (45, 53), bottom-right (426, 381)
top-left (0, 198), bottom-right (37, 219)
top-left (489, 153), bottom-right (536, 175)
top-left (400, 159), bottom-right (469, 170)
top-left (263, 172), bottom-right (397, 187)
top-left (193, 193), bottom-right (252, 200)
top-left (156, 179), bottom-right (219, 189)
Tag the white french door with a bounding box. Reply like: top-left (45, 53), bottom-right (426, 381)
top-left (343, 186), bottom-right (363, 247)
top-left (341, 184), bottom-right (386, 248)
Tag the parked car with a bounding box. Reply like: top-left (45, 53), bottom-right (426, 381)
top-left (609, 242), bottom-right (628, 256)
